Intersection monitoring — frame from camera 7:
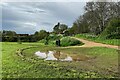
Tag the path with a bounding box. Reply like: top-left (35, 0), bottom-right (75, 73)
top-left (68, 37), bottom-right (119, 49)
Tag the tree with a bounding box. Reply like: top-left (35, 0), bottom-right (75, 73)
top-left (53, 22), bottom-right (60, 34)
top-left (64, 30), bottom-right (69, 36)
top-left (0, 31), bottom-right (2, 37)
top-left (34, 30), bottom-right (49, 41)
top-left (71, 2), bottom-right (120, 35)
top-left (71, 22), bottom-right (79, 34)
top-left (99, 18), bottom-right (120, 39)
top-left (70, 13), bottom-right (90, 35)
top-left (84, 2), bottom-right (120, 35)
top-left (53, 22), bottom-right (68, 34)
top-left (2, 30), bottom-right (16, 36)
top-left (59, 24), bottom-right (68, 33)
top-left (0, 31), bottom-right (2, 42)
top-left (2, 30), bottom-right (17, 42)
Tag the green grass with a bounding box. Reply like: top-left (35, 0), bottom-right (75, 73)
top-left (75, 34), bottom-right (120, 46)
top-left (2, 42), bottom-right (119, 78)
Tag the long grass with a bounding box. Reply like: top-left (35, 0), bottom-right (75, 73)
top-left (75, 34), bottom-right (120, 46)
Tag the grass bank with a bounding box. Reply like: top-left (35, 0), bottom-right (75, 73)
top-left (75, 34), bottom-right (120, 46)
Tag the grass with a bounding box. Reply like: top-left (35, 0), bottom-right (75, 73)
top-left (75, 34), bottom-right (120, 46)
top-left (2, 42), bottom-right (119, 78)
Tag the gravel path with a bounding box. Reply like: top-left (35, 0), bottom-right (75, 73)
top-left (67, 37), bottom-right (119, 50)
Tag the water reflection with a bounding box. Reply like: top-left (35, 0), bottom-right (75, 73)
top-left (35, 50), bottom-right (89, 61)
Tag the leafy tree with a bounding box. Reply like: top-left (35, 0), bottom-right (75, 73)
top-left (85, 2), bottom-right (120, 35)
top-left (0, 31), bottom-right (2, 37)
top-left (59, 24), bottom-right (68, 33)
top-left (100, 18), bottom-right (120, 39)
top-left (2, 30), bottom-right (16, 36)
top-left (34, 30), bottom-right (49, 41)
top-left (71, 22), bottom-right (79, 34)
top-left (34, 31), bottom-right (39, 35)
top-left (64, 30), bottom-right (69, 36)
top-left (71, 2), bottom-right (120, 35)
top-left (2, 30), bottom-right (17, 42)
top-left (53, 22), bottom-right (68, 34)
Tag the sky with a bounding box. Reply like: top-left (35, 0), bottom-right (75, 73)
top-left (1, 2), bottom-right (86, 34)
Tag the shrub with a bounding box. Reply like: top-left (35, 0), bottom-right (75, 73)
top-left (48, 34), bottom-right (63, 40)
top-left (17, 40), bottom-right (22, 44)
top-left (39, 34), bottom-right (63, 45)
top-left (60, 37), bottom-right (83, 47)
top-left (39, 39), bottom-right (46, 43)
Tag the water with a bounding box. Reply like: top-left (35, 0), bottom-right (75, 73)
top-left (35, 51), bottom-right (90, 61)
top-left (60, 56), bottom-right (73, 61)
top-left (35, 51), bottom-right (47, 59)
top-left (45, 51), bottom-right (58, 60)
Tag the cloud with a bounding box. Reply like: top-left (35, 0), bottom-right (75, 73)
top-left (1, 2), bottom-right (86, 34)
top-left (2, 20), bottom-right (36, 34)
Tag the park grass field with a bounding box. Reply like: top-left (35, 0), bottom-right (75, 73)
top-left (1, 42), bottom-right (119, 78)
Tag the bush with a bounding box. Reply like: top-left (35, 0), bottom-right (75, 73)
top-left (39, 39), bottom-right (46, 43)
top-left (48, 34), bottom-right (63, 40)
top-left (60, 37), bottom-right (83, 47)
top-left (17, 40), bottom-right (22, 44)
top-left (39, 34), bottom-right (63, 45)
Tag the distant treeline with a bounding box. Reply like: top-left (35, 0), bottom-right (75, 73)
top-left (0, 23), bottom-right (71, 42)
top-left (0, 30), bottom-right (49, 42)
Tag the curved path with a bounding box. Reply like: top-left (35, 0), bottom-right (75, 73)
top-left (69, 37), bottom-right (119, 50)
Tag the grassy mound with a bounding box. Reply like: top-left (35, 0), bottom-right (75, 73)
top-left (75, 34), bottom-right (120, 46)
top-left (60, 37), bottom-right (83, 47)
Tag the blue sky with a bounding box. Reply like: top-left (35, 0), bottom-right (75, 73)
top-left (1, 2), bottom-right (86, 34)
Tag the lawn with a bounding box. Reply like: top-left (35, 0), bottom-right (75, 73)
top-left (75, 34), bottom-right (120, 46)
top-left (1, 42), bottom-right (119, 78)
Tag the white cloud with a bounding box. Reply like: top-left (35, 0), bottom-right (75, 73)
top-left (2, 2), bottom-right (86, 34)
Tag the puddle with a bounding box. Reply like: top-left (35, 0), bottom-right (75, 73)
top-left (35, 51), bottom-right (47, 59)
top-left (60, 56), bottom-right (73, 61)
top-left (35, 50), bottom-right (90, 61)
top-left (45, 51), bottom-right (58, 60)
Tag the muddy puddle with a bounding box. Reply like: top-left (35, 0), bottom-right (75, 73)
top-left (35, 51), bottom-right (90, 61)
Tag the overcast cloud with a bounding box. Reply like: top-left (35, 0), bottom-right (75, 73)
top-left (1, 2), bottom-right (86, 34)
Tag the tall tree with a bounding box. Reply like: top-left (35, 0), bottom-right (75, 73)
top-left (34, 30), bottom-right (49, 41)
top-left (85, 2), bottom-right (120, 34)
